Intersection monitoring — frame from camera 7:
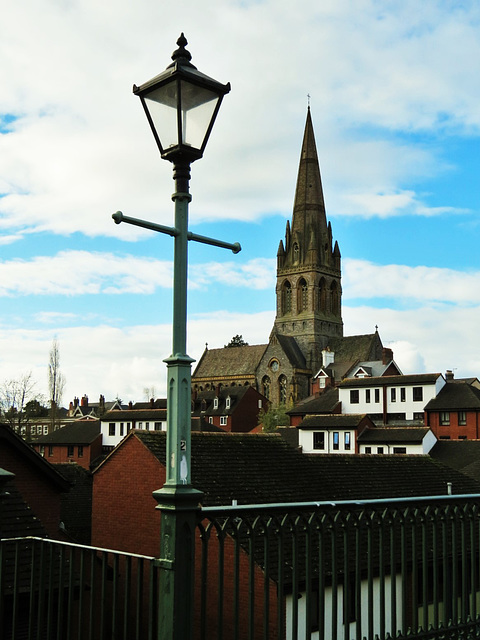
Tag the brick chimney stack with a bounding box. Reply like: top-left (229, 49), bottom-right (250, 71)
top-left (445, 370), bottom-right (454, 381)
top-left (382, 347), bottom-right (393, 365)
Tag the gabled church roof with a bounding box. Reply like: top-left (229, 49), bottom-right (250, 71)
top-left (193, 344), bottom-right (268, 380)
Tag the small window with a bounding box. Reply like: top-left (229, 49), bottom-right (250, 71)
top-left (226, 396), bottom-right (231, 410)
top-left (78, 445), bottom-right (84, 458)
top-left (120, 422), bottom-right (124, 436)
top-left (440, 412), bottom-right (450, 426)
top-left (48, 445), bottom-right (53, 457)
top-left (413, 387), bottom-right (423, 402)
top-left (154, 422), bottom-right (161, 430)
top-left (208, 417), bottom-right (213, 424)
top-left (393, 447), bottom-right (407, 454)
top-left (67, 445), bottom-right (74, 457)
top-left (391, 388), bottom-right (396, 402)
top-left (400, 387), bottom-right (406, 402)
top-left (413, 412), bottom-right (424, 420)
top-left (365, 446), bottom-right (372, 454)
top-left (350, 390), bottom-right (359, 404)
top-left (374, 389), bottom-right (380, 403)
top-left (145, 422), bottom-right (150, 431)
top-left (39, 445), bottom-right (45, 457)
top-left (220, 416), bottom-right (227, 426)
top-left (313, 432), bottom-right (325, 450)
top-left (365, 389), bottom-right (371, 404)
top-left (43, 425), bottom-right (48, 435)
top-left (344, 432), bottom-right (351, 450)
top-left (138, 422), bottom-right (143, 429)
top-left (214, 398), bottom-right (219, 409)
top-left (109, 423), bottom-right (115, 436)
top-left (458, 411), bottom-right (467, 426)
top-left (127, 422), bottom-right (131, 432)
top-left (377, 447), bottom-right (384, 454)
top-left (333, 432), bottom-right (340, 450)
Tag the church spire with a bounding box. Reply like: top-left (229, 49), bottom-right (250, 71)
top-left (290, 107), bottom-right (329, 259)
top-left (274, 108), bottom-right (343, 371)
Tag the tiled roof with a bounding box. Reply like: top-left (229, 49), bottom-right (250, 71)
top-left (358, 427), bottom-right (430, 443)
top-left (101, 409), bottom-right (167, 422)
top-left (298, 414), bottom-right (369, 430)
top-left (125, 431), bottom-right (480, 505)
top-left (338, 373), bottom-right (442, 388)
top-left (193, 344), bottom-right (268, 379)
top-left (424, 382), bottom-right (480, 411)
top-left (429, 441), bottom-right (480, 486)
top-left (287, 388), bottom-right (340, 415)
top-left (35, 420), bottom-right (101, 444)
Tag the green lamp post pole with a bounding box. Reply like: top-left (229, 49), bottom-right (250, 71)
top-left (113, 35), bottom-right (238, 639)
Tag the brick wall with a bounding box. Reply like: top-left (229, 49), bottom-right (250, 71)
top-left (0, 440), bottom-right (63, 538)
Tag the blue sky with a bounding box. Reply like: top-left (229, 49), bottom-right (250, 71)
top-left (1, 0), bottom-right (480, 404)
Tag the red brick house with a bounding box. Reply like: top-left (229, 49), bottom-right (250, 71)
top-left (0, 424), bottom-right (70, 539)
top-left (425, 377), bottom-right (480, 440)
top-left (191, 385), bottom-right (268, 433)
top-left (33, 420), bottom-right (102, 470)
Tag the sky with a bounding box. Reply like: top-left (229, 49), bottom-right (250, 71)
top-left (1, 0), bottom-right (480, 406)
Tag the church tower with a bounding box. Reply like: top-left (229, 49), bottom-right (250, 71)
top-left (274, 108), bottom-right (343, 372)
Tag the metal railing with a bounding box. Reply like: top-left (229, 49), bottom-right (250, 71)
top-left (0, 537), bottom-right (160, 640)
top-left (3, 495), bottom-right (480, 639)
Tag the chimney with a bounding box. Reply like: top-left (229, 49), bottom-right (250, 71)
top-left (81, 395), bottom-right (88, 407)
top-left (129, 401), bottom-right (133, 410)
top-left (382, 347), bottom-right (393, 365)
top-left (150, 398), bottom-right (154, 408)
top-left (446, 370), bottom-right (454, 381)
top-left (74, 397), bottom-right (79, 409)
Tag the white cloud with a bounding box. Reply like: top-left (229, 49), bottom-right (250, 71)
top-left (343, 259), bottom-right (480, 305)
top-left (0, 0), bottom-right (479, 237)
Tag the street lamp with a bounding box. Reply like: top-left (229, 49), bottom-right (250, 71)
top-left (113, 34), bottom-right (239, 640)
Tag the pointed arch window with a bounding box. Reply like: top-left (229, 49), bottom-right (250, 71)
top-left (262, 375), bottom-right (271, 399)
top-left (279, 375), bottom-right (287, 404)
top-left (330, 281), bottom-right (339, 315)
top-left (298, 278), bottom-right (308, 312)
top-left (318, 278), bottom-right (326, 312)
top-left (282, 280), bottom-right (292, 315)
top-left (293, 242), bottom-right (300, 263)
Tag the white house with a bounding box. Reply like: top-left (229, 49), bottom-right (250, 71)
top-left (297, 414), bottom-right (376, 454)
top-left (357, 427), bottom-right (437, 455)
top-left (100, 408), bottom-right (167, 450)
top-left (338, 373), bottom-right (446, 423)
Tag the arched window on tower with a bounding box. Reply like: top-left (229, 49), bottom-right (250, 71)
top-left (279, 375), bottom-right (287, 404)
top-left (293, 242), bottom-right (300, 263)
top-left (282, 280), bottom-right (292, 315)
top-left (298, 278), bottom-right (308, 312)
top-left (262, 375), bottom-right (271, 399)
top-left (318, 278), bottom-right (326, 312)
top-left (330, 281), bottom-right (339, 315)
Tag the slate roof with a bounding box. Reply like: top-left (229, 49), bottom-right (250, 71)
top-left (338, 373), bottom-right (443, 388)
top-left (107, 431), bottom-right (480, 505)
top-left (193, 344), bottom-right (268, 379)
top-left (327, 333), bottom-right (382, 365)
top-left (275, 334), bottom-right (307, 369)
top-left (358, 427), bottom-right (430, 443)
top-left (424, 382), bottom-right (480, 411)
top-left (132, 399), bottom-right (167, 410)
top-left (0, 475), bottom-right (47, 539)
top-left (287, 388), bottom-right (340, 416)
top-left (192, 386), bottom-right (251, 416)
top-left (298, 414), bottom-right (370, 430)
top-left (35, 420), bottom-right (101, 445)
top-left (101, 409), bottom-right (167, 422)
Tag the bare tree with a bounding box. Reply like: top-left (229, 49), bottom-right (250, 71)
top-left (48, 338), bottom-right (66, 428)
top-left (0, 372), bottom-right (39, 433)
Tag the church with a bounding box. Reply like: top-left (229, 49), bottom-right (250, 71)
top-left (192, 108), bottom-right (387, 405)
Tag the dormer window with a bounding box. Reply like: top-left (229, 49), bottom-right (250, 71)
top-left (226, 396), bottom-right (231, 410)
top-left (213, 397), bottom-right (219, 409)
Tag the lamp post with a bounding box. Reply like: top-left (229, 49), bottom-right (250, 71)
top-left (113, 34), bottom-right (239, 639)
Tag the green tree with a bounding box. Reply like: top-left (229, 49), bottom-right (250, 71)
top-left (224, 335), bottom-right (248, 348)
top-left (257, 403), bottom-right (290, 432)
